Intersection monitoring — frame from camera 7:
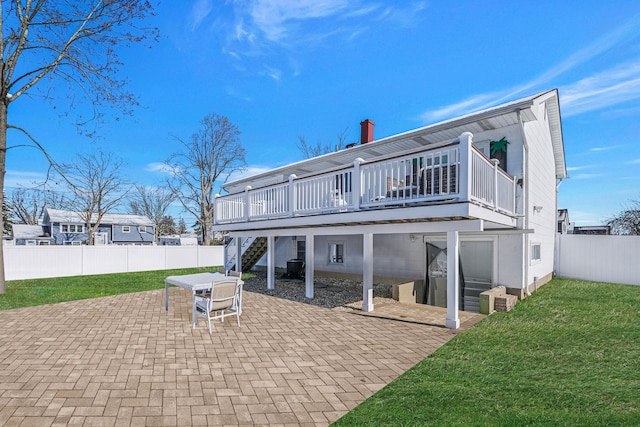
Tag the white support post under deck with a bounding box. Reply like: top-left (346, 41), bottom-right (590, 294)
top-left (446, 231), bottom-right (460, 329)
top-left (305, 234), bottom-right (314, 298)
top-left (362, 233), bottom-right (374, 312)
top-left (235, 237), bottom-right (243, 273)
top-left (267, 235), bottom-right (275, 290)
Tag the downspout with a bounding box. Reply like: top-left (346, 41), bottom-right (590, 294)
top-left (517, 110), bottom-right (531, 297)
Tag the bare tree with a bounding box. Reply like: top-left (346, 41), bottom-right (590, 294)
top-left (0, 1), bottom-right (156, 292)
top-left (128, 185), bottom-right (176, 241)
top-left (296, 127), bottom-right (351, 158)
top-left (165, 113), bottom-right (246, 245)
top-left (64, 151), bottom-right (128, 245)
top-left (2, 195), bottom-right (11, 235)
top-left (607, 198), bottom-right (640, 235)
top-left (9, 187), bottom-right (66, 224)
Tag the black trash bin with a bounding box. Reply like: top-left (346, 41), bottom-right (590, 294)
top-left (286, 259), bottom-right (304, 279)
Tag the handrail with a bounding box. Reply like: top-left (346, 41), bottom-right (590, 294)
top-left (214, 135), bottom-right (517, 224)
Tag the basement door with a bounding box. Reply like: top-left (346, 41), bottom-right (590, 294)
top-left (425, 239), bottom-right (493, 313)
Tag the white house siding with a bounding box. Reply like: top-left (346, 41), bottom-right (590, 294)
top-left (522, 101), bottom-right (558, 289)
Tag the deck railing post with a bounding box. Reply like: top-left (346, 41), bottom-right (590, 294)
top-left (288, 174), bottom-right (297, 217)
top-left (244, 186), bottom-right (252, 222)
top-left (492, 159), bottom-right (500, 210)
top-left (352, 158), bottom-right (364, 210)
top-left (457, 132), bottom-right (473, 202)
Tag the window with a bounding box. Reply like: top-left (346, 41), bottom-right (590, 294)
top-left (39, 241), bottom-right (51, 246)
top-left (138, 226), bottom-right (147, 233)
top-left (531, 243), bottom-right (541, 262)
top-left (122, 226), bottom-right (131, 233)
top-left (329, 242), bottom-right (345, 264)
top-left (25, 240), bottom-right (36, 245)
top-left (296, 240), bottom-right (306, 260)
top-left (61, 224), bottom-right (84, 233)
top-left (64, 241), bottom-right (82, 246)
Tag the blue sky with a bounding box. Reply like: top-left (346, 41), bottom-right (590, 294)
top-left (7, 0), bottom-right (640, 226)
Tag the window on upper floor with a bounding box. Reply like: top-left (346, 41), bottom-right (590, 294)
top-left (61, 224), bottom-right (85, 233)
top-left (138, 226), bottom-right (147, 233)
top-left (122, 226), bottom-right (131, 233)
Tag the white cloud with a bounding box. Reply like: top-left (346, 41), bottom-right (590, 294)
top-left (146, 163), bottom-right (178, 174)
top-left (4, 170), bottom-right (49, 189)
top-left (629, 158), bottom-right (640, 164)
top-left (560, 60), bottom-right (640, 117)
top-left (249, 0), bottom-right (350, 41)
top-left (189, 0), bottom-right (214, 32)
top-left (226, 165), bottom-right (273, 183)
top-left (569, 173), bottom-right (604, 180)
top-left (417, 18), bottom-right (640, 123)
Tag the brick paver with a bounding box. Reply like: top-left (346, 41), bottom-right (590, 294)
top-left (0, 286), bottom-right (481, 426)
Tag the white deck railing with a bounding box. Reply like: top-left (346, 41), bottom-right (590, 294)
top-left (215, 133), bottom-right (517, 224)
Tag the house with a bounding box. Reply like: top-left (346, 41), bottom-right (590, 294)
top-left (158, 234), bottom-right (199, 246)
top-left (572, 225), bottom-right (611, 235)
top-left (212, 89), bottom-right (567, 329)
top-left (12, 224), bottom-right (54, 245)
top-left (43, 208), bottom-right (156, 245)
top-left (557, 209), bottom-right (570, 234)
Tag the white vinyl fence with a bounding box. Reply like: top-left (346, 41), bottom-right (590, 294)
top-left (555, 234), bottom-right (640, 286)
top-left (4, 245), bottom-right (224, 281)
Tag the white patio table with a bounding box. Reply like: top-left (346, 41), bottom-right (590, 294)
top-left (164, 272), bottom-right (243, 327)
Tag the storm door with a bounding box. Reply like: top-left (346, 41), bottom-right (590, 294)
top-left (425, 241), bottom-right (466, 310)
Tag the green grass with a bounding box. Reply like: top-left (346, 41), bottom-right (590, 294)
top-left (333, 278), bottom-right (640, 426)
top-left (0, 267), bottom-right (225, 310)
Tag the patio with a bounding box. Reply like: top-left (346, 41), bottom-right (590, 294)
top-left (0, 285), bottom-right (483, 426)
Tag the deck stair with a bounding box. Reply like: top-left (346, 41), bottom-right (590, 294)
top-left (225, 237), bottom-right (268, 272)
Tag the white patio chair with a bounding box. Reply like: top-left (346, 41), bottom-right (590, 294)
top-left (193, 278), bottom-right (242, 334)
top-left (227, 270), bottom-right (242, 278)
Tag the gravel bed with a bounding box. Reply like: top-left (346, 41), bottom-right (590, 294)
top-left (241, 271), bottom-right (398, 311)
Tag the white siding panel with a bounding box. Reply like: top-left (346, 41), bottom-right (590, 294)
top-left (522, 104), bottom-right (557, 287)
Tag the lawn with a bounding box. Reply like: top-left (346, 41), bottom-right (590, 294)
top-left (0, 267), bottom-right (224, 311)
top-left (333, 278), bottom-right (640, 426)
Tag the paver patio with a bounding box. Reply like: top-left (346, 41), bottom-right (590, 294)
top-left (0, 286), bottom-right (483, 426)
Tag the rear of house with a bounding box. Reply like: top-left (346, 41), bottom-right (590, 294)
top-left (43, 209), bottom-right (156, 245)
top-left (213, 90), bottom-right (567, 328)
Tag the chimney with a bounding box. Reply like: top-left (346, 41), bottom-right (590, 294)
top-left (360, 119), bottom-right (374, 144)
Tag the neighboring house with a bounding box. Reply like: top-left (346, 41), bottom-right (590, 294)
top-left (572, 225), bottom-right (611, 235)
top-left (557, 209), bottom-right (570, 234)
top-left (158, 234), bottom-right (199, 246)
top-left (43, 208), bottom-right (156, 245)
top-left (213, 89), bottom-right (567, 329)
top-left (12, 224), bottom-right (54, 245)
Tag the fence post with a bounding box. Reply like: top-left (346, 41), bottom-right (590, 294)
top-left (457, 132), bottom-right (473, 202)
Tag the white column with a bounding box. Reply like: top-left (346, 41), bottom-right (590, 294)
top-left (362, 233), bottom-right (374, 312)
top-left (305, 234), bottom-right (314, 298)
top-left (235, 237), bottom-right (243, 273)
top-left (267, 235), bottom-right (275, 290)
top-left (446, 231), bottom-right (460, 329)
